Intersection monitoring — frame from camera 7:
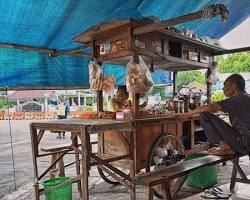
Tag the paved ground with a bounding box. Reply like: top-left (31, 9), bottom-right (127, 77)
top-left (0, 120), bottom-right (249, 200)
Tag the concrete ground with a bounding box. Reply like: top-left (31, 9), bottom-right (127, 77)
top-left (184, 181), bottom-right (250, 200)
top-left (0, 120), bottom-right (250, 200)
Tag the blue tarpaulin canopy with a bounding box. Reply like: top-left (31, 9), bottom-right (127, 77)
top-left (0, 0), bottom-right (249, 89)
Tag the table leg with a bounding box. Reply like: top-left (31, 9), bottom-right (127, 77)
top-left (73, 132), bottom-right (82, 196)
top-left (30, 127), bottom-right (40, 200)
top-left (80, 127), bottom-right (90, 200)
top-left (130, 130), bottom-right (136, 200)
top-left (162, 181), bottom-right (172, 200)
top-left (230, 163), bottom-right (237, 190)
top-left (146, 187), bottom-right (154, 200)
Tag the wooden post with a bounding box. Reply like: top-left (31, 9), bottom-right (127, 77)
top-left (96, 60), bottom-right (103, 112)
top-left (30, 126), bottom-right (40, 200)
top-left (132, 93), bottom-right (139, 117)
top-left (206, 68), bottom-right (212, 103)
top-left (129, 129), bottom-right (136, 200)
top-left (162, 181), bottom-right (172, 200)
top-left (146, 187), bottom-right (154, 200)
top-left (96, 90), bottom-right (103, 112)
top-left (80, 126), bottom-right (90, 200)
top-left (73, 132), bottom-right (82, 195)
top-left (173, 71), bottom-right (177, 97)
top-left (230, 161), bottom-right (237, 190)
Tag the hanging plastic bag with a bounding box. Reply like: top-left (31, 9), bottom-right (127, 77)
top-left (207, 61), bottom-right (219, 84)
top-left (126, 56), bottom-right (154, 94)
top-left (102, 76), bottom-right (115, 93)
top-left (89, 62), bottom-right (115, 92)
top-left (88, 62), bottom-right (103, 90)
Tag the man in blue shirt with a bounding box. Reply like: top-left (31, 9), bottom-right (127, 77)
top-left (48, 95), bottom-right (70, 138)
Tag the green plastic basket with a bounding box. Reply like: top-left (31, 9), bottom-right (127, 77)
top-left (186, 153), bottom-right (218, 189)
top-left (43, 176), bottom-right (72, 200)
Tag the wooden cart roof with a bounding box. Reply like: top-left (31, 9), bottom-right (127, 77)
top-left (74, 18), bottom-right (225, 54)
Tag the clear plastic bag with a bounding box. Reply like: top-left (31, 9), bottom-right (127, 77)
top-left (126, 56), bottom-right (154, 94)
top-left (88, 62), bottom-right (115, 92)
top-left (207, 61), bottom-right (219, 84)
top-left (88, 62), bottom-right (103, 90)
top-left (102, 76), bottom-right (115, 93)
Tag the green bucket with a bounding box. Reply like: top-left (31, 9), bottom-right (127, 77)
top-left (186, 153), bottom-right (218, 189)
top-left (43, 176), bottom-right (72, 200)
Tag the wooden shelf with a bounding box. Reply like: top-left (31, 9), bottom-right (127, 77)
top-left (159, 29), bottom-right (224, 54)
top-left (101, 54), bottom-right (209, 71)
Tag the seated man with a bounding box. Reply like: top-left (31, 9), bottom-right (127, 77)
top-left (182, 74), bottom-right (250, 155)
top-left (107, 85), bottom-right (132, 112)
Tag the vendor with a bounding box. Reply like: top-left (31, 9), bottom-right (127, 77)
top-left (107, 85), bottom-right (132, 112)
top-left (182, 74), bottom-right (250, 156)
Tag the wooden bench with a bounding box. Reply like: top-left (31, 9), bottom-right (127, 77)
top-left (134, 154), bottom-right (250, 200)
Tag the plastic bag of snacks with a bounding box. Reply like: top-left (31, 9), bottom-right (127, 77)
top-left (89, 62), bottom-right (115, 92)
top-left (89, 62), bottom-right (103, 90)
top-left (126, 56), bottom-right (153, 94)
top-left (102, 76), bottom-right (115, 93)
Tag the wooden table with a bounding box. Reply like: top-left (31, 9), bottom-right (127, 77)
top-left (30, 119), bottom-right (134, 200)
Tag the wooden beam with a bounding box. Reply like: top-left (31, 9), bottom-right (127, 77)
top-left (133, 4), bottom-right (228, 35)
top-left (133, 11), bottom-right (202, 35)
top-left (0, 43), bottom-right (92, 58)
top-left (214, 46), bottom-right (250, 55)
top-left (0, 85), bottom-right (89, 91)
top-left (49, 46), bottom-right (88, 57)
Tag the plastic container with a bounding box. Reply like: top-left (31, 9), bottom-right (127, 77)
top-left (186, 153), bottom-right (218, 189)
top-left (43, 176), bottom-right (72, 200)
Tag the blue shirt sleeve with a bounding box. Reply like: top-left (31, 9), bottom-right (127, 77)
top-left (48, 99), bottom-right (58, 105)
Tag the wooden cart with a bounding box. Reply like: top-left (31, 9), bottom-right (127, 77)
top-left (74, 13), bottom-right (225, 171)
top-left (31, 5), bottom-right (233, 200)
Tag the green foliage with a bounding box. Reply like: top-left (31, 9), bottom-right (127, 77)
top-left (176, 71), bottom-right (205, 90)
top-left (0, 99), bottom-right (14, 111)
top-left (215, 52), bottom-right (250, 73)
top-left (151, 87), bottom-right (166, 100)
top-left (211, 91), bottom-right (225, 102)
top-left (86, 97), bottom-right (93, 106)
top-left (84, 106), bottom-right (94, 112)
top-left (36, 98), bottom-right (44, 104)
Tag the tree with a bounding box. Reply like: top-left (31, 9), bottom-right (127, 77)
top-left (215, 52), bottom-right (250, 73)
top-left (0, 99), bottom-right (14, 111)
top-left (176, 70), bottom-right (205, 90)
top-left (151, 87), bottom-right (166, 100)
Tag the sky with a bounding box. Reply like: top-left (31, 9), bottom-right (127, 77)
top-left (220, 17), bottom-right (250, 49)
